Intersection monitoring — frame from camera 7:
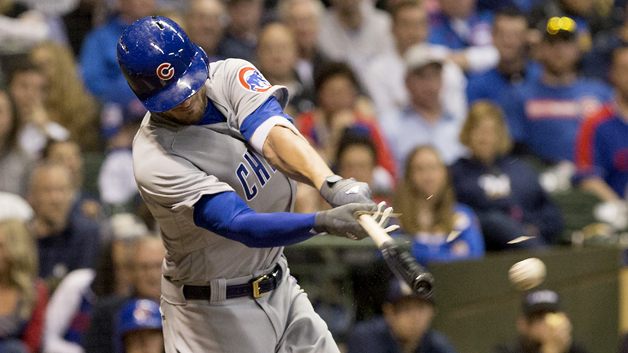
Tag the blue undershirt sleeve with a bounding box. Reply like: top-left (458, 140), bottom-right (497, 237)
top-left (193, 191), bottom-right (317, 248)
top-left (239, 97), bottom-right (295, 142)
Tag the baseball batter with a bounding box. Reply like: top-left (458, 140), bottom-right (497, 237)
top-left (117, 16), bottom-right (388, 353)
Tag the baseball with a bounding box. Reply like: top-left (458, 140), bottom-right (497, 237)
top-left (508, 258), bottom-right (546, 290)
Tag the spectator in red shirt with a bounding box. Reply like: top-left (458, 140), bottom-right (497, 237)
top-left (0, 219), bottom-right (48, 353)
top-left (296, 62), bottom-right (397, 178)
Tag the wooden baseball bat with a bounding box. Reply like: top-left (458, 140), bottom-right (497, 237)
top-left (357, 215), bottom-right (434, 298)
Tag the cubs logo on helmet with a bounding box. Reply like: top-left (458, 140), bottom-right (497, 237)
top-left (157, 63), bottom-right (175, 80)
top-left (238, 67), bottom-right (271, 92)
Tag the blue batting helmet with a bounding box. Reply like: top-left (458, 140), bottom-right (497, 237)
top-left (117, 16), bottom-right (209, 113)
top-left (115, 299), bottom-right (162, 353)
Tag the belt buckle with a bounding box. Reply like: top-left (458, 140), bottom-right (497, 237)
top-left (252, 274), bottom-right (269, 298)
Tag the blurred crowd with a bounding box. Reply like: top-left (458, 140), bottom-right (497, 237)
top-left (0, 0), bottom-right (627, 351)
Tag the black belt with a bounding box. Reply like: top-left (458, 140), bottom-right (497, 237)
top-left (183, 265), bottom-right (282, 300)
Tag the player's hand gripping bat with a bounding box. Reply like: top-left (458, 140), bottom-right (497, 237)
top-left (357, 212), bottom-right (435, 299)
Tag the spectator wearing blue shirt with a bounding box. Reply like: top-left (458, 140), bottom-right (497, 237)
top-left (382, 44), bottom-right (467, 168)
top-left (451, 101), bottom-right (563, 250)
top-left (79, 0), bottom-right (155, 114)
top-left (428, 0), bottom-right (498, 73)
top-left (467, 7), bottom-right (541, 109)
top-left (574, 46), bottom-right (628, 201)
top-left (502, 16), bottom-right (613, 164)
top-left (26, 163), bottom-right (101, 281)
top-left (347, 278), bottom-right (457, 353)
top-left (394, 146), bottom-right (485, 265)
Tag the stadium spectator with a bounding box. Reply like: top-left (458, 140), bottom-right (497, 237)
top-left (382, 44), bottom-right (467, 168)
top-left (502, 16), bottom-right (613, 164)
top-left (7, 61), bottom-right (69, 158)
top-left (216, 0), bottom-right (263, 62)
top-left (317, 0), bottom-right (395, 75)
top-left (451, 101), bottom-right (562, 250)
top-left (43, 214), bottom-right (148, 353)
top-left (29, 41), bottom-right (99, 152)
top-left (115, 299), bottom-right (163, 353)
top-left (428, 0), bottom-right (498, 73)
top-left (394, 146), bottom-right (484, 265)
top-left (347, 278), bottom-right (457, 353)
top-left (527, 0), bottom-right (598, 52)
top-left (98, 114), bottom-right (142, 212)
top-left (0, 89), bottom-right (34, 197)
top-left (185, 0), bottom-right (227, 63)
top-left (257, 23), bottom-right (315, 115)
top-left (297, 62), bottom-right (396, 176)
top-left (0, 219), bottom-right (48, 353)
top-left (0, 0), bottom-right (49, 56)
top-left (26, 163), bottom-right (100, 282)
top-left (575, 46), bottom-right (628, 201)
top-left (494, 289), bottom-right (589, 353)
top-left (82, 236), bottom-right (164, 353)
top-left (335, 130), bottom-right (394, 205)
top-left (43, 140), bottom-right (101, 221)
top-left (361, 1), bottom-right (467, 119)
top-left (279, 0), bottom-right (328, 92)
top-left (581, 4), bottom-right (628, 82)
top-left (467, 7), bottom-right (542, 109)
top-left (79, 0), bottom-right (154, 118)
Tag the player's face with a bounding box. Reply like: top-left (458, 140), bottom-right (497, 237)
top-left (409, 148), bottom-right (447, 198)
top-left (392, 6), bottom-right (429, 52)
top-left (338, 145), bottom-right (376, 185)
top-left (158, 85), bottom-right (208, 125)
top-left (469, 116), bottom-right (499, 162)
top-left (492, 16), bottom-right (528, 63)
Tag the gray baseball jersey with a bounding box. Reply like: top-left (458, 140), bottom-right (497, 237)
top-left (135, 59), bottom-right (339, 353)
top-left (133, 58), bottom-right (300, 285)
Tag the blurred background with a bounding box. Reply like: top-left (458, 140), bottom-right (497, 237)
top-left (0, 0), bottom-right (628, 352)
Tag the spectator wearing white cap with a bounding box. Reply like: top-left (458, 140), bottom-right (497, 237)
top-left (382, 43), bottom-right (467, 171)
top-left (361, 1), bottom-right (467, 120)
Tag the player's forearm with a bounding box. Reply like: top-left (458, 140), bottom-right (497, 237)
top-left (194, 192), bottom-right (318, 248)
top-left (262, 125), bottom-right (333, 189)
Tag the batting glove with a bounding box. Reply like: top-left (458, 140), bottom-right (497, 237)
top-left (315, 203), bottom-right (377, 240)
top-left (319, 175), bottom-right (374, 208)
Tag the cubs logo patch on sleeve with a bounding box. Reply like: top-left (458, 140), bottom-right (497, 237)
top-left (238, 67), bottom-right (272, 92)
